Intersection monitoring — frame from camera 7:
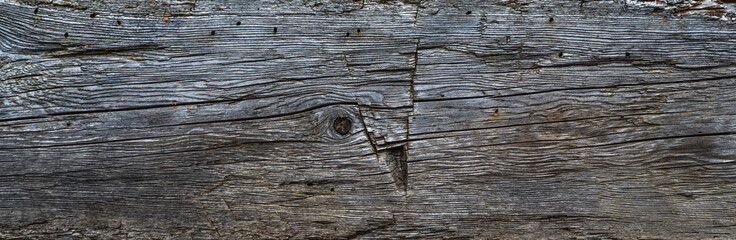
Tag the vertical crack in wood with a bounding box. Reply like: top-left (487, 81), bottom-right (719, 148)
top-left (409, 38), bottom-right (419, 142)
top-left (377, 144), bottom-right (408, 193)
top-left (357, 107), bottom-right (379, 154)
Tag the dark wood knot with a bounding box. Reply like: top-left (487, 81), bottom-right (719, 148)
top-left (333, 117), bottom-right (352, 135)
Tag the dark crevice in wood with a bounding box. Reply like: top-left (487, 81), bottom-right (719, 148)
top-left (0, 102), bottom-right (408, 126)
top-left (364, 67), bottom-right (415, 73)
top-left (48, 43), bottom-right (166, 57)
top-left (408, 111), bottom-right (691, 141)
top-left (408, 38), bottom-right (420, 142)
top-left (172, 101), bottom-right (356, 126)
top-left (581, 131), bottom-right (736, 148)
top-left (343, 220), bottom-right (395, 239)
top-left (0, 134), bottom-right (322, 151)
top-left (377, 144), bottom-right (408, 193)
top-left (279, 179), bottom-right (361, 186)
top-left (414, 74), bottom-right (736, 103)
top-left (422, 131), bottom-right (736, 156)
top-left (0, 99), bottom-right (344, 124)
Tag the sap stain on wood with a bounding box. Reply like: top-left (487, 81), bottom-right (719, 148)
top-left (1, 0), bottom-right (736, 239)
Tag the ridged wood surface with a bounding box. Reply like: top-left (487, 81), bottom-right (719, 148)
top-left (2, 0), bottom-right (736, 239)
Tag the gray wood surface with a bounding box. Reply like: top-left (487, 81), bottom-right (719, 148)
top-left (1, 0), bottom-right (736, 239)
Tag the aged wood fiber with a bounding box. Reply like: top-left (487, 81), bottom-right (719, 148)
top-left (1, 0), bottom-right (736, 239)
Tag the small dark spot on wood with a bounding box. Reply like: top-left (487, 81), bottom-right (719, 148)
top-left (493, 109), bottom-right (500, 117)
top-left (625, 52), bottom-right (631, 57)
top-left (64, 32), bottom-right (69, 38)
top-left (558, 52), bottom-right (564, 58)
top-left (677, 192), bottom-right (695, 199)
top-left (172, 100), bottom-right (178, 105)
top-left (66, 122), bottom-right (72, 127)
top-left (90, 13), bottom-right (97, 18)
top-left (549, 17), bottom-right (554, 23)
top-left (34, 8), bottom-right (39, 14)
top-left (116, 20), bottom-right (122, 26)
top-left (236, 21), bottom-right (241, 26)
top-left (346, 32), bottom-right (350, 37)
top-left (210, 30), bottom-right (216, 36)
top-left (356, 28), bottom-right (360, 33)
top-left (466, 11), bottom-right (472, 15)
top-left (273, 27), bottom-right (278, 33)
top-left (330, 188), bottom-right (334, 192)
top-left (333, 117), bottom-right (352, 135)
top-left (306, 182), bottom-right (314, 186)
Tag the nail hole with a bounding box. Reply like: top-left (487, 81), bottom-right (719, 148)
top-left (356, 28), bottom-right (361, 33)
top-left (625, 52), bottom-right (631, 57)
top-left (466, 11), bottom-right (472, 15)
top-left (236, 21), bottom-right (241, 26)
top-left (210, 30), bottom-right (216, 35)
top-left (116, 20), bottom-right (122, 26)
top-left (493, 109), bottom-right (500, 117)
top-left (90, 13), bottom-right (97, 18)
top-left (558, 52), bottom-right (563, 57)
top-left (549, 17), bottom-right (554, 23)
top-left (64, 32), bottom-right (69, 38)
top-left (346, 32), bottom-right (350, 37)
top-left (333, 117), bottom-right (352, 135)
top-left (273, 27), bottom-right (277, 33)
top-left (66, 122), bottom-right (72, 127)
top-left (330, 188), bottom-right (335, 192)
top-left (34, 7), bottom-right (39, 14)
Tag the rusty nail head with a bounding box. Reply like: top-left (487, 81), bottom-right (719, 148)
top-left (333, 117), bottom-right (351, 135)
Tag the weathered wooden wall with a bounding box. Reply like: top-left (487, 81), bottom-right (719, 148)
top-left (1, 0), bottom-right (736, 239)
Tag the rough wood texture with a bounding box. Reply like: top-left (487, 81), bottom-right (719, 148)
top-left (1, 0), bottom-right (736, 239)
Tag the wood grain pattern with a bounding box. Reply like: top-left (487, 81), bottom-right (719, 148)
top-left (1, 0), bottom-right (736, 238)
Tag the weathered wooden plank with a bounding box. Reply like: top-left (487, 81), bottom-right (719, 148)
top-left (406, 81), bottom-right (736, 238)
top-left (398, 0), bottom-right (736, 238)
top-left (0, 104), bottom-right (405, 239)
top-left (0, 0), bottom-right (417, 148)
top-left (2, 0), bottom-right (736, 238)
top-left (414, 0), bottom-right (736, 101)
